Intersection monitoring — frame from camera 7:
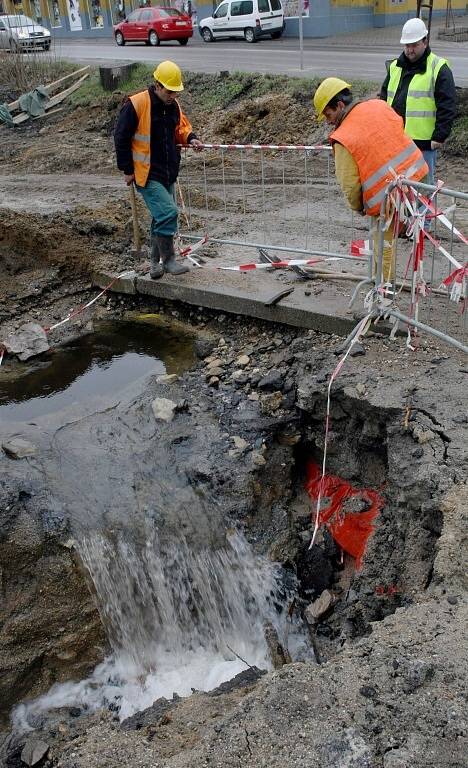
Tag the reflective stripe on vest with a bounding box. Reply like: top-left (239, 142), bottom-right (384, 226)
top-left (365, 153), bottom-right (427, 211)
top-left (130, 91), bottom-right (153, 188)
top-left (330, 100), bottom-right (429, 217)
top-left (386, 53), bottom-right (448, 141)
top-left (132, 150), bottom-right (151, 164)
top-left (361, 144), bottom-right (415, 193)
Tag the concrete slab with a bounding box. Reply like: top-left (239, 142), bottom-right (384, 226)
top-left (93, 267), bottom-right (358, 336)
top-left (95, 270), bottom-right (137, 295)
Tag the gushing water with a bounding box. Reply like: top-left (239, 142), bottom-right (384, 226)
top-left (80, 529), bottom-right (285, 677)
top-left (14, 530), bottom-right (294, 726)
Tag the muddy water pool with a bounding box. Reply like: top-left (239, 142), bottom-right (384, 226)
top-left (0, 316), bottom-right (196, 423)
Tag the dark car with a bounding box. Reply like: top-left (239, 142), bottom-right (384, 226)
top-left (113, 6), bottom-right (193, 46)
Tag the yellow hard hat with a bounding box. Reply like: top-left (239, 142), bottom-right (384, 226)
top-left (313, 77), bottom-right (351, 120)
top-left (153, 60), bottom-right (184, 92)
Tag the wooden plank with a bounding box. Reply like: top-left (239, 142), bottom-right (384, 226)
top-left (7, 66), bottom-right (90, 113)
top-left (32, 106), bottom-right (64, 120)
top-left (12, 73), bottom-right (89, 125)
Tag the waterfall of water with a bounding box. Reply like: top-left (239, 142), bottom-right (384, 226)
top-left (79, 528), bottom-right (285, 676)
top-left (14, 529), bottom-right (297, 726)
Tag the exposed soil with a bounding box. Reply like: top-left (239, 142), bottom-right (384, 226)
top-left (0, 71), bottom-right (467, 768)
top-left (0, 298), bottom-right (466, 767)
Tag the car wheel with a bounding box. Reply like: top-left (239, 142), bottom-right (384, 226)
top-left (43, 41), bottom-right (51, 50)
top-left (115, 31), bottom-right (125, 46)
top-left (244, 27), bottom-right (257, 43)
top-left (201, 27), bottom-right (213, 42)
top-left (149, 30), bottom-right (160, 46)
top-left (271, 30), bottom-right (282, 39)
top-left (9, 38), bottom-right (19, 52)
top-left (178, 37), bottom-right (189, 45)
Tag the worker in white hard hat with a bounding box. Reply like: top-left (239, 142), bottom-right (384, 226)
top-left (380, 17), bottom-right (456, 186)
top-left (313, 78), bottom-right (428, 282)
top-left (114, 61), bottom-right (203, 279)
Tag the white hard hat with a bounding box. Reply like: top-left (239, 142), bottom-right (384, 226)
top-left (400, 17), bottom-right (428, 44)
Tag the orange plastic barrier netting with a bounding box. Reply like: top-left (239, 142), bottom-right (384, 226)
top-left (305, 461), bottom-right (384, 568)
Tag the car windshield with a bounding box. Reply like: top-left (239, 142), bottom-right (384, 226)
top-left (157, 8), bottom-right (183, 17)
top-left (3, 15), bottom-right (35, 27)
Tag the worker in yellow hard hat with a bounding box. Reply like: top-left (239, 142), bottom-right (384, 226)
top-left (114, 60), bottom-right (203, 278)
top-left (313, 77), bottom-right (352, 122)
top-left (313, 77), bottom-right (428, 284)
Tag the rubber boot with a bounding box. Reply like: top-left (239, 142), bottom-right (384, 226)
top-left (157, 234), bottom-right (189, 276)
top-left (150, 239), bottom-right (164, 279)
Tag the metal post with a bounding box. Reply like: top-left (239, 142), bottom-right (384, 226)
top-left (298, 0), bottom-right (304, 71)
top-left (129, 183), bottom-right (141, 254)
top-left (388, 308), bottom-right (468, 355)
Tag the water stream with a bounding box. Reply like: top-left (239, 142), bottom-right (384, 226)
top-left (6, 318), bottom-right (308, 729)
top-left (15, 530), bottom-right (297, 726)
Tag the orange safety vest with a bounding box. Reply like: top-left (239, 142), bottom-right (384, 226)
top-left (330, 100), bottom-right (428, 217)
top-left (129, 89), bottom-right (193, 188)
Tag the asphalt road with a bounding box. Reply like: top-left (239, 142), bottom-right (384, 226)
top-left (51, 34), bottom-right (468, 85)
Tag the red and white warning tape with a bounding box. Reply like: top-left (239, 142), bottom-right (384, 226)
top-left (44, 271), bottom-right (134, 332)
top-left (0, 271), bottom-right (133, 367)
top-left (350, 239), bottom-right (372, 257)
top-left (184, 142), bottom-right (331, 152)
top-left (392, 180), bottom-right (466, 293)
top-left (178, 234), bottom-right (209, 267)
top-left (217, 256), bottom-right (345, 272)
top-left (373, 177), bottom-right (468, 348)
top-left (423, 228), bottom-right (463, 271)
top-left (442, 263), bottom-right (468, 304)
top-left (418, 192), bottom-right (468, 246)
top-left (410, 190), bottom-right (466, 306)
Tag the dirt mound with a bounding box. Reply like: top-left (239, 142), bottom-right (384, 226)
top-left (0, 198), bottom-right (145, 313)
top-left (2, 72), bottom-right (466, 176)
top-left (208, 93), bottom-right (322, 146)
top-left (1, 208), bottom-right (97, 271)
top-left (0, 92), bottom-right (122, 175)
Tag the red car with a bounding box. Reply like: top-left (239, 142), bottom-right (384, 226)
top-left (114, 7), bottom-right (193, 46)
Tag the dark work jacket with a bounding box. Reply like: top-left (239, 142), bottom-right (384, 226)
top-left (114, 86), bottom-right (196, 188)
top-left (380, 47), bottom-right (457, 150)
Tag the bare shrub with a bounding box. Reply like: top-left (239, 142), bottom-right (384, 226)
top-left (0, 43), bottom-right (71, 101)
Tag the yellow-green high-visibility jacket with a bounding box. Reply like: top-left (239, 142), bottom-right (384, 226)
top-left (386, 52), bottom-right (447, 141)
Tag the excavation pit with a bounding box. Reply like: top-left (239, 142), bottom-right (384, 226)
top-left (0, 301), bottom-right (463, 768)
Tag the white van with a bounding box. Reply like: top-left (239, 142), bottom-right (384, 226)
top-left (199, 0), bottom-right (284, 43)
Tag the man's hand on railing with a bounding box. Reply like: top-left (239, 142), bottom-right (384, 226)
top-left (189, 138), bottom-right (204, 152)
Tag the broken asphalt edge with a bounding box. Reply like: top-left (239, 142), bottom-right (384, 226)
top-left (92, 270), bottom-right (359, 337)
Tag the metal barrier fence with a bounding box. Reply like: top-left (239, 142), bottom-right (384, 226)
top-left (178, 143), bottom-right (370, 266)
top-left (178, 145), bottom-right (467, 354)
top-left (370, 178), bottom-right (468, 354)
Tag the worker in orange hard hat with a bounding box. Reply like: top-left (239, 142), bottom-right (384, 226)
top-left (313, 77), bottom-right (428, 284)
top-left (114, 60), bottom-right (203, 278)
